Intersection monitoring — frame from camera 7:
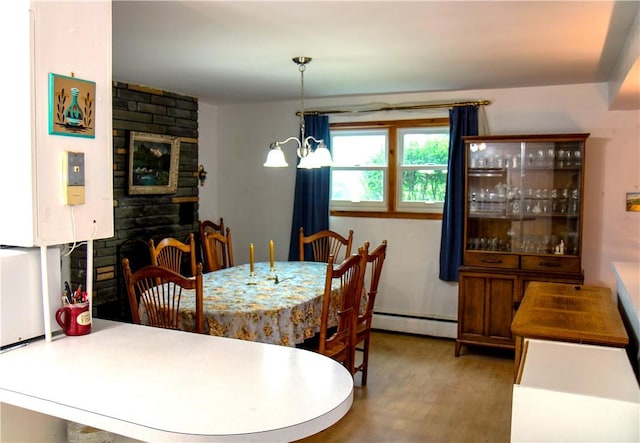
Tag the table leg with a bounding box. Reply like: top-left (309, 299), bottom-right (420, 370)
top-left (513, 335), bottom-right (523, 382)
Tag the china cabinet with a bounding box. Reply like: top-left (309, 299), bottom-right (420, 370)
top-left (455, 133), bottom-right (589, 356)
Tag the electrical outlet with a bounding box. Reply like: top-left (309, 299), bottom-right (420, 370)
top-left (65, 151), bottom-right (85, 205)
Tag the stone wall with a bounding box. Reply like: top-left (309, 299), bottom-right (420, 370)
top-left (70, 82), bottom-right (199, 321)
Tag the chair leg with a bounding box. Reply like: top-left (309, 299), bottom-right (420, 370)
top-left (361, 336), bottom-right (371, 386)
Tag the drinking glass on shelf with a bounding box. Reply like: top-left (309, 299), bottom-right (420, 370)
top-left (569, 189), bottom-right (579, 214)
top-left (564, 150), bottom-right (572, 167)
top-left (573, 150), bottom-right (582, 166)
top-left (569, 232), bottom-right (580, 255)
top-left (556, 150), bottom-right (565, 168)
top-left (527, 152), bottom-right (535, 167)
top-left (546, 148), bottom-right (555, 168)
top-left (541, 198), bottom-right (550, 214)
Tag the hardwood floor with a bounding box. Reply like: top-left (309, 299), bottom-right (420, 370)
top-left (297, 330), bottom-right (515, 443)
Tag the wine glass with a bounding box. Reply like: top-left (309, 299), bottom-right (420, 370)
top-left (573, 149), bottom-right (582, 166)
top-left (546, 148), bottom-right (555, 168)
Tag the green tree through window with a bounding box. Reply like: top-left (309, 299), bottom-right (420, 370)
top-left (330, 118), bottom-right (449, 216)
top-left (401, 133), bottom-right (449, 203)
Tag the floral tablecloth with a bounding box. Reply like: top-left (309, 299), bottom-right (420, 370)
top-left (142, 261), bottom-right (340, 346)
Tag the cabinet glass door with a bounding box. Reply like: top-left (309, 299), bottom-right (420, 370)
top-left (520, 140), bottom-right (583, 257)
top-left (467, 141), bottom-right (520, 254)
top-left (464, 135), bottom-right (586, 268)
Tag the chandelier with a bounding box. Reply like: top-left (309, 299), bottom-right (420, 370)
top-left (263, 57), bottom-right (333, 169)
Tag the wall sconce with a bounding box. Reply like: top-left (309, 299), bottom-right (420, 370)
top-left (198, 164), bottom-right (207, 186)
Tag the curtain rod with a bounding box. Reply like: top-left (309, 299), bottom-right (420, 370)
top-left (298, 99), bottom-right (490, 116)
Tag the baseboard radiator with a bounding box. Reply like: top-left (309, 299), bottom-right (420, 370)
top-left (372, 312), bottom-right (457, 339)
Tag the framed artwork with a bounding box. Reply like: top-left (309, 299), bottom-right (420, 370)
top-left (128, 132), bottom-right (180, 195)
top-left (48, 73), bottom-right (96, 138)
top-left (626, 192), bottom-right (640, 212)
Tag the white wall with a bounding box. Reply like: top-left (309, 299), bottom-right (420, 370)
top-left (199, 82), bottom-right (640, 337)
top-left (0, 0), bottom-right (114, 247)
top-left (198, 102), bottom-right (219, 222)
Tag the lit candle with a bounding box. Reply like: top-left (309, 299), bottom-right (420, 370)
top-left (269, 240), bottom-right (274, 269)
top-left (249, 243), bottom-right (255, 274)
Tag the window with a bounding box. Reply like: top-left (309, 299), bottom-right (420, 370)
top-left (330, 118), bottom-right (449, 218)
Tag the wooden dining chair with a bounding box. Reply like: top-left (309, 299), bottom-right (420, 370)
top-left (198, 218), bottom-right (225, 264)
top-left (199, 218), bottom-right (225, 240)
top-left (299, 227), bottom-right (354, 262)
top-left (303, 246), bottom-right (367, 374)
top-left (149, 233), bottom-right (197, 276)
top-left (202, 228), bottom-right (234, 272)
top-left (353, 240), bottom-right (388, 385)
top-left (122, 258), bottom-right (204, 333)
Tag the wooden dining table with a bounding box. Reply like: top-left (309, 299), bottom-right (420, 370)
top-left (511, 281), bottom-right (629, 380)
top-left (141, 261), bottom-right (340, 346)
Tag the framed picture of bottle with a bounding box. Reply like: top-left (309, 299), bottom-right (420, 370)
top-left (48, 73), bottom-right (96, 138)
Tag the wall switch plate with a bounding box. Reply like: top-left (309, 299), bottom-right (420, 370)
top-left (65, 151), bottom-right (85, 205)
top-left (67, 152), bottom-right (85, 186)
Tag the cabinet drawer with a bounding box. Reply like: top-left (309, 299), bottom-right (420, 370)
top-left (521, 255), bottom-right (581, 273)
top-left (464, 252), bottom-right (519, 269)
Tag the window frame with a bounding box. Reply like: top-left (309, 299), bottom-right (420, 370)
top-left (329, 128), bottom-right (388, 212)
top-left (329, 118), bottom-right (449, 220)
top-left (395, 126), bottom-right (450, 213)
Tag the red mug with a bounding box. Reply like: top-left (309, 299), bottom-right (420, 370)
top-left (55, 302), bottom-right (91, 336)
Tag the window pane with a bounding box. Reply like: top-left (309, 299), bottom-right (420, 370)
top-left (331, 132), bottom-right (387, 166)
top-left (330, 119), bottom-right (449, 215)
top-left (401, 131), bottom-right (449, 166)
top-left (331, 170), bottom-right (384, 202)
top-left (401, 169), bottom-right (447, 203)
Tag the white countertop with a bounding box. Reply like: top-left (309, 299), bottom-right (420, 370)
top-left (0, 319), bottom-right (353, 442)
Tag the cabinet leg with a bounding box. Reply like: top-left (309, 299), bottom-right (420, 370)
top-left (455, 340), bottom-right (461, 357)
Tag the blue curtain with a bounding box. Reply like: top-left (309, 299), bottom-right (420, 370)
top-left (439, 106), bottom-right (479, 281)
top-left (288, 115), bottom-right (331, 260)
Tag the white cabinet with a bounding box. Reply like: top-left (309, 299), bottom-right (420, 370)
top-left (0, 0), bottom-right (113, 247)
top-left (613, 261), bottom-right (640, 380)
top-left (0, 247), bottom-right (62, 347)
top-left (511, 339), bottom-right (640, 442)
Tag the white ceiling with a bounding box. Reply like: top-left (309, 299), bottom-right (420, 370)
top-left (112, 1), bottom-right (640, 108)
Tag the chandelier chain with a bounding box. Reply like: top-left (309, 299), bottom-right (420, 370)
top-left (300, 63), bottom-right (305, 139)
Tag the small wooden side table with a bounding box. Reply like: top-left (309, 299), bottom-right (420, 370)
top-left (511, 282), bottom-right (628, 380)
